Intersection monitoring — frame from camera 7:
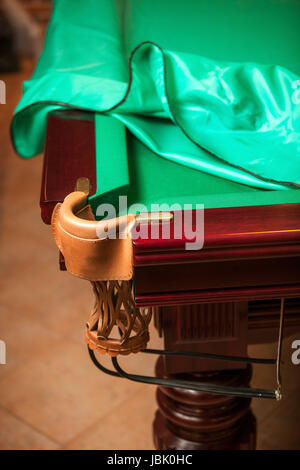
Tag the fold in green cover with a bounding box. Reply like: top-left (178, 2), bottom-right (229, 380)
top-left (11, 0), bottom-right (300, 190)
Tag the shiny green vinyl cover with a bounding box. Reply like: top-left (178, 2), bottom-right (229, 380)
top-left (11, 0), bottom-right (300, 190)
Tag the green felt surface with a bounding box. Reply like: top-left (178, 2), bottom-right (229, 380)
top-left (89, 115), bottom-right (300, 216)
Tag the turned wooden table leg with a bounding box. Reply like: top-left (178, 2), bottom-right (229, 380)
top-left (153, 357), bottom-right (256, 450)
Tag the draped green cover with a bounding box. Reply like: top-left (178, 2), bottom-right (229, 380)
top-left (11, 0), bottom-right (300, 190)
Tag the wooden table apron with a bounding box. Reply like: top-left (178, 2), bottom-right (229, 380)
top-left (40, 111), bottom-right (300, 450)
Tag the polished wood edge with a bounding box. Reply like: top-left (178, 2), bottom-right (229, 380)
top-left (135, 284), bottom-right (300, 306)
top-left (133, 203), bottom-right (300, 257)
top-left (134, 242), bottom-right (300, 266)
top-left (40, 111), bottom-right (96, 225)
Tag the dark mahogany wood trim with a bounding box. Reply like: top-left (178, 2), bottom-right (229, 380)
top-left (135, 284), bottom-right (300, 306)
top-left (134, 243), bottom-right (300, 266)
top-left (134, 253), bottom-right (300, 304)
top-left (40, 110), bottom-right (96, 224)
top-left (133, 203), bottom-right (300, 262)
top-left (248, 297), bottom-right (300, 343)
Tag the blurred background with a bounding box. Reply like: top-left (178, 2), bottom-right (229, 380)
top-left (0, 0), bottom-right (299, 450)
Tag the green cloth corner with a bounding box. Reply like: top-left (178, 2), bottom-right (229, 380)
top-left (11, 0), bottom-right (300, 191)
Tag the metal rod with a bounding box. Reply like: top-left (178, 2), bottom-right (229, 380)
top-left (142, 348), bottom-right (276, 364)
top-left (112, 356), bottom-right (277, 400)
top-left (275, 298), bottom-right (285, 400)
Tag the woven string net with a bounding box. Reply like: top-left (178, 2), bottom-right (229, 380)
top-left (85, 280), bottom-right (152, 356)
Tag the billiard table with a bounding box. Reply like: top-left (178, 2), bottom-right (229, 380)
top-left (39, 109), bottom-right (300, 449)
top-left (12, 0), bottom-right (300, 450)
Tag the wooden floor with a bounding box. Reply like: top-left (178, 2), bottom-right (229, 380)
top-left (0, 61), bottom-right (299, 450)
